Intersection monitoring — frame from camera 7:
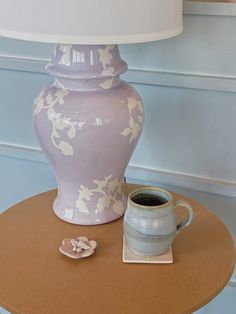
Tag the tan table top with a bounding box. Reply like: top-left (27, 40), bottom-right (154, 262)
top-left (0, 184), bottom-right (235, 314)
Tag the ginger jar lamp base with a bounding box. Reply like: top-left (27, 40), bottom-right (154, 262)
top-left (33, 44), bottom-right (144, 225)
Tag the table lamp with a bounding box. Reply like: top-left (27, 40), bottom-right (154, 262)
top-left (0, 0), bottom-right (183, 225)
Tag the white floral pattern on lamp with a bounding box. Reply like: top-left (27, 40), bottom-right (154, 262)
top-left (99, 77), bottom-right (114, 89)
top-left (121, 97), bottom-right (144, 143)
top-left (75, 175), bottom-right (124, 215)
top-left (98, 45), bottom-right (115, 89)
top-left (97, 45), bottom-right (115, 76)
top-left (33, 45), bottom-right (143, 225)
top-left (34, 88), bottom-right (86, 156)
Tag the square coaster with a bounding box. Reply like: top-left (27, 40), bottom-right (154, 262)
top-left (122, 236), bottom-right (173, 264)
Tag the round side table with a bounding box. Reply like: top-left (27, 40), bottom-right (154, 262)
top-left (0, 184), bottom-right (235, 314)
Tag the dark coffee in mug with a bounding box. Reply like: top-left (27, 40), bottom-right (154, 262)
top-left (131, 193), bottom-right (167, 207)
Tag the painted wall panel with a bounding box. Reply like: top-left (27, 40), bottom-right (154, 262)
top-left (1, 70), bottom-right (236, 183)
top-left (120, 15), bottom-right (236, 76)
top-left (131, 84), bottom-right (236, 182)
top-left (0, 155), bottom-right (56, 212)
top-left (0, 69), bottom-right (51, 146)
top-left (0, 10), bottom-right (236, 185)
top-left (0, 37), bottom-right (52, 60)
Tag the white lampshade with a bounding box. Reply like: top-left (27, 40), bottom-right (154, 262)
top-left (0, 0), bottom-right (183, 44)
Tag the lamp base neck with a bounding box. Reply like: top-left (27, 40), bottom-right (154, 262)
top-left (46, 44), bottom-right (128, 91)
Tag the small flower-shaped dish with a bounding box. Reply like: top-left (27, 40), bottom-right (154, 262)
top-left (59, 236), bottom-right (97, 259)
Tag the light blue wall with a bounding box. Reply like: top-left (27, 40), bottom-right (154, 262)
top-left (0, 155), bottom-right (55, 210)
top-left (1, 6), bottom-right (236, 188)
top-left (0, 69), bottom-right (50, 147)
top-left (0, 2), bottom-right (235, 313)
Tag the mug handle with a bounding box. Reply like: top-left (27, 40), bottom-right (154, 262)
top-left (174, 200), bottom-right (193, 233)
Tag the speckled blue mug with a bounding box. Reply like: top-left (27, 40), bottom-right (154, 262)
top-left (124, 187), bottom-right (193, 256)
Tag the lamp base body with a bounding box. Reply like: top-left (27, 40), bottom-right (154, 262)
top-left (33, 44), bottom-right (144, 225)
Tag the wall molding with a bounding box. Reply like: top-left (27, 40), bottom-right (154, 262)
top-left (0, 54), bottom-right (47, 73)
top-left (1, 142), bottom-right (236, 198)
top-left (124, 69), bottom-right (236, 93)
top-left (0, 55), bottom-right (236, 93)
top-left (184, 1), bottom-right (236, 16)
top-left (125, 164), bottom-right (236, 198)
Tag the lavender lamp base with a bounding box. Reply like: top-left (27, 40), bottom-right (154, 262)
top-left (33, 44), bottom-right (144, 225)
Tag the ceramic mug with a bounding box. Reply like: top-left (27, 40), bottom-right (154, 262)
top-left (124, 187), bottom-right (193, 256)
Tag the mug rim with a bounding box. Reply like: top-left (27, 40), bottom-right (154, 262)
top-left (128, 187), bottom-right (173, 209)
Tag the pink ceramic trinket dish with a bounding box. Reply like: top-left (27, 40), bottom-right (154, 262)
top-left (59, 236), bottom-right (97, 259)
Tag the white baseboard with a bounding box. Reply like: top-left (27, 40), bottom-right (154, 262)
top-left (1, 142), bottom-right (236, 198)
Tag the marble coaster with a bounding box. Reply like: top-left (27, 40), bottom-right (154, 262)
top-left (122, 236), bottom-right (173, 264)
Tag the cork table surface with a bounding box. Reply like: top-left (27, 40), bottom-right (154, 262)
top-left (0, 184), bottom-right (235, 314)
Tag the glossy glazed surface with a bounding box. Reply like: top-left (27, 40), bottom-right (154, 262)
top-left (124, 187), bottom-right (193, 255)
top-left (33, 45), bottom-right (144, 224)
